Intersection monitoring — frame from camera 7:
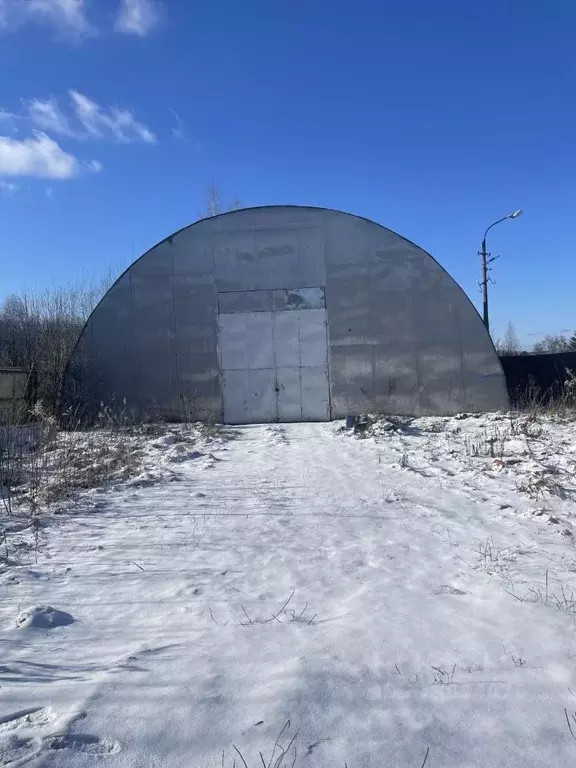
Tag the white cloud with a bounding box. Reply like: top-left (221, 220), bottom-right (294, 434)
top-left (0, 90), bottom-right (152, 182)
top-left (0, 131), bottom-right (77, 178)
top-left (0, 108), bottom-right (17, 122)
top-left (26, 97), bottom-right (74, 136)
top-left (115, 0), bottom-right (159, 36)
top-left (0, 0), bottom-right (9, 28)
top-left (170, 109), bottom-right (186, 141)
top-left (1, 0), bottom-right (165, 37)
top-left (23, 91), bottom-right (156, 144)
top-left (0, 179), bottom-right (19, 194)
top-left (0, 130), bottom-right (100, 179)
top-left (28, 0), bottom-right (90, 32)
top-left (86, 158), bottom-right (103, 173)
top-left (0, 0), bottom-right (93, 35)
top-left (69, 90), bottom-right (157, 143)
top-left (0, 107), bottom-right (20, 134)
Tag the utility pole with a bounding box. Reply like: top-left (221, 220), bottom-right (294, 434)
top-left (479, 210), bottom-right (523, 334)
top-left (479, 237), bottom-right (498, 334)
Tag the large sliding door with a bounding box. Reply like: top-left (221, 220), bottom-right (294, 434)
top-left (217, 289), bottom-right (330, 424)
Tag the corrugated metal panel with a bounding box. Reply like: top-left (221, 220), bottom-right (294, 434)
top-left (66, 206), bottom-right (509, 421)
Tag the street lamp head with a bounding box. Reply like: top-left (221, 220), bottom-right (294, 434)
top-left (481, 209), bottom-right (523, 332)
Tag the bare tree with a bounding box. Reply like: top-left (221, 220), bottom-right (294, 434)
top-left (200, 183), bottom-right (242, 218)
top-left (0, 272), bottom-right (115, 413)
top-left (226, 195), bottom-right (242, 212)
top-left (533, 334), bottom-right (573, 354)
top-left (495, 321), bottom-right (521, 356)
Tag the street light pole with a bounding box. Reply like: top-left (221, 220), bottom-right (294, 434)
top-left (479, 210), bottom-right (523, 334)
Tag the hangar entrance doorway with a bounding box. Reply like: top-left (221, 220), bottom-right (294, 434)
top-left (217, 288), bottom-right (331, 424)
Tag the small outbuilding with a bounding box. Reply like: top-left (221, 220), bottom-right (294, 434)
top-left (65, 206), bottom-right (508, 423)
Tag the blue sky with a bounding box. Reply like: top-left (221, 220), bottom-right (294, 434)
top-left (0, 0), bottom-right (574, 346)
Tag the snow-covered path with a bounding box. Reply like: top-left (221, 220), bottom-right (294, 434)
top-left (2, 422), bottom-right (576, 767)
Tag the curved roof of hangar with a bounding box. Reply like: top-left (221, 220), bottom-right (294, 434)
top-left (71, 204), bottom-right (489, 353)
top-left (107, 204), bottom-right (444, 290)
top-left (150, 204), bottom-right (417, 255)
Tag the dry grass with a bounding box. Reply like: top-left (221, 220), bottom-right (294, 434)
top-left (347, 369), bottom-right (576, 505)
top-left (221, 721), bottom-right (431, 768)
top-left (348, 413), bottom-right (416, 439)
top-left (513, 368), bottom-right (576, 421)
top-left (1, 400), bottom-right (235, 568)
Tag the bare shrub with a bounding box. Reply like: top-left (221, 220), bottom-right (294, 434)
top-left (350, 413), bottom-right (415, 438)
top-left (514, 368), bottom-right (576, 420)
top-left (1, 400), bottom-right (144, 566)
top-left (42, 433), bottom-right (143, 504)
top-left (0, 399), bottom-right (42, 519)
top-left (463, 428), bottom-right (509, 459)
top-left (2, 397), bottom-right (235, 542)
top-left (517, 469), bottom-right (568, 500)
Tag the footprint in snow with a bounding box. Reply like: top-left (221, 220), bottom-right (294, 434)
top-left (0, 707), bottom-right (56, 734)
top-left (44, 734), bottom-right (121, 755)
top-left (0, 709), bottom-right (58, 766)
top-left (0, 734), bottom-right (37, 765)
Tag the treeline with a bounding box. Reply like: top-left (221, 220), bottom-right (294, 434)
top-left (0, 277), bottom-right (112, 412)
top-left (495, 322), bottom-right (576, 357)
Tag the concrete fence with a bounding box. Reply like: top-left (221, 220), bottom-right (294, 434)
top-left (499, 352), bottom-right (576, 406)
top-left (0, 367), bottom-right (30, 423)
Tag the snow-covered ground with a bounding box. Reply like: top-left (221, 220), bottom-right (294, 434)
top-left (2, 413), bottom-right (576, 767)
